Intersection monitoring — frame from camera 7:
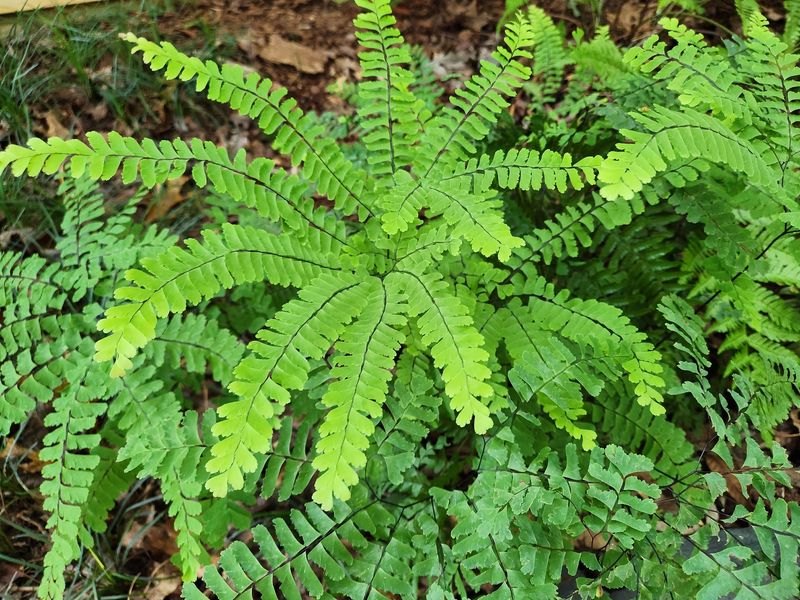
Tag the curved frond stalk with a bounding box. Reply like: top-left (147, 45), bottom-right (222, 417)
top-left (94, 223), bottom-right (341, 377)
top-left (207, 274), bottom-right (370, 496)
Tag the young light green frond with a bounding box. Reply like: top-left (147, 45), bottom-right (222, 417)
top-left (413, 18), bottom-right (534, 175)
top-left (354, 0), bottom-right (420, 177)
top-left (598, 105), bottom-right (778, 200)
top-left (207, 273), bottom-right (369, 497)
top-left (122, 33), bottom-right (375, 219)
top-left (378, 19), bottom-right (535, 232)
top-left (39, 350), bottom-right (107, 600)
top-left (394, 270), bottom-right (494, 433)
top-left (426, 180), bottom-right (522, 261)
top-left (625, 18), bottom-right (752, 122)
top-left (313, 278), bottom-right (407, 509)
top-left (95, 223), bottom-right (340, 377)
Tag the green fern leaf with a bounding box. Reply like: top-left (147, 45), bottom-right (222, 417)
top-left (313, 278), bottom-right (407, 509)
top-left (395, 270), bottom-right (494, 433)
top-left (206, 273), bottom-right (369, 496)
top-left (94, 223), bottom-right (340, 376)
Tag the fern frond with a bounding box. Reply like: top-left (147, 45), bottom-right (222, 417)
top-left (94, 223), bottom-right (341, 376)
top-left (590, 380), bottom-right (695, 481)
top-left (598, 105), bottom-right (779, 201)
top-left (207, 273), bottom-right (369, 496)
top-left (122, 34), bottom-right (375, 219)
top-left (625, 19), bottom-right (752, 122)
top-left (149, 314), bottom-right (245, 385)
top-left (427, 180), bottom-right (522, 261)
top-left (446, 148), bottom-right (600, 193)
top-left (0, 134), bottom-right (346, 244)
top-left (39, 351), bottom-right (106, 600)
top-left (371, 359), bottom-right (440, 485)
top-left (256, 415), bottom-right (316, 501)
top-left (313, 278), bottom-right (407, 508)
top-left (739, 23), bottom-right (800, 171)
top-left (120, 410), bottom-right (208, 579)
top-left (395, 270), bottom-right (494, 433)
top-left (503, 287), bottom-right (665, 414)
top-left (81, 444), bottom-right (135, 535)
top-left (509, 336), bottom-right (605, 449)
top-left (414, 18), bottom-right (534, 174)
top-left (379, 18), bottom-right (535, 233)
top-left (0, 313), bottom-right (88, 436)
top-left (184, 500), bottom-right (390, 599)
top-left (354, 0), bottom-right (420, 178)
top-left (527, 5), bottom-right (569, 104)
top-left (786, 0), bottom-right (800, 50)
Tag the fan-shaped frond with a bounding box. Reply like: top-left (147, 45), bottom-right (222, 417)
top-left (207, 274), bottom-right (369, 496)
top-left (122, 34), bottom-right (375, 219)
top-left (94, 223), bottom-right (341, 376)
top-left (313, 278), bottom-right (407, 508)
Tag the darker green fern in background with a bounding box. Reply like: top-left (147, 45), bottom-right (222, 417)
top-left (1, 0), bottom-right (800, 598)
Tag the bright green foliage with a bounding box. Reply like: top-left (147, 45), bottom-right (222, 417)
top-left (3, 2), bottom-right (800, 599)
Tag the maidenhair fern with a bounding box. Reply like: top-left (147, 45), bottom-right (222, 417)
top-left (2, 0), bottom-right (800, 598)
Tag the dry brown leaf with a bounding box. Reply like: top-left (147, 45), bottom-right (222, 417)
top-left (574, 528), bottom-right (609, 551)
top-left (145, 176), bottom-right (190, 223)
top-left (0, 227), bottom-right (35, 249)
top-left (141, 560), bottom-right (182, 599)
top-left (259, 35), bottom-right (329, 74)
top-left (0, 437), bottom-right (45, 473)
top-left (705, 452), bottom-right (751, 508)
top-left (44, 110), bottom-right (69, 138)
top-left (122, 520), bottom-right (180, 557)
